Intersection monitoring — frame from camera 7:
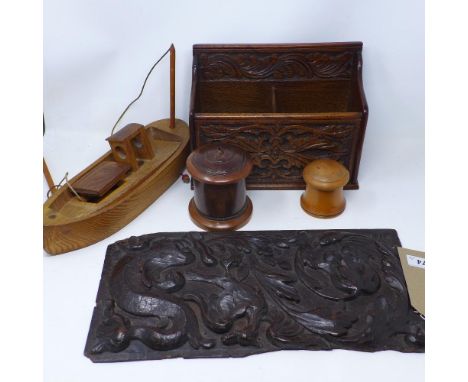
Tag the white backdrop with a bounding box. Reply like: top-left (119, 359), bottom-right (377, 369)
top-left (43, 1), bottom-right (425, 381)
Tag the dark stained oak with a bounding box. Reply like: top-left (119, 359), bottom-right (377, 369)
top-left (84, 229), bottom-right (424, 363)
top-left (189, 43), bottom-right (368, 190)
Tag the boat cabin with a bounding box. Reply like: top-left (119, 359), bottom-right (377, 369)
top-left (107, 123), bottom-right (155, 170)
top-left (71, 123), bottom-right (155, 200)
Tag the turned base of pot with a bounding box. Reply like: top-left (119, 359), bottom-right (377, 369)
top-left (300, 193), bottom-right (346, 218)
top-left (189, 197), bottom-right (253, 231)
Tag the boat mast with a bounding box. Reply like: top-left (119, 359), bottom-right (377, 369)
top-left (43, 158), bottom-right (55, 193)
top-left (170, 44), bottom-right (175, 129)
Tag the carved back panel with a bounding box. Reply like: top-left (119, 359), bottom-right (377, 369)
top-left (195, 44), bottom-right (356, 82)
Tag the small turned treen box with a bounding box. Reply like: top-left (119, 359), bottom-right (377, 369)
top-left (189, 42), bottom-right (368, 190)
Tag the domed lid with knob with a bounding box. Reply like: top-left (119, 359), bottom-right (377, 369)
top-left (303, 159), bottom-right (350, 191)
top-left (186, 143), bottom-right (252, 184)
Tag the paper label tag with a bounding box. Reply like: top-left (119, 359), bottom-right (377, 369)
top-left (397, 247), bottom-right (425, 316)
top-left (407, 255), bottom-right (425, 269)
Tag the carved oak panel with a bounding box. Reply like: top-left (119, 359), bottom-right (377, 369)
top-left (85, 229), bottom-right (424, 362)
top-left (197, 51), bottom-right (354, 81)
top-left (194, 119), bottom-right (360, 189)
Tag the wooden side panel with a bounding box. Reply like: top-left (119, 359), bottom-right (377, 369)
top-left (274, 80), bottom-right (354, 113)
top-left (196, 80), bottom-right (356, 114)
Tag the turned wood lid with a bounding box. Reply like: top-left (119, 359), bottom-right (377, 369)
top-left (303, 159), bottom-right (350, 191)
top-left (186, 144), bottom-right (252, 185)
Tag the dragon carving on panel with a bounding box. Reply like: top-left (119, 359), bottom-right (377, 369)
top-left (85, 230), bottom-right (425, 362)
top-left (196, 122), bottom-right (357, 187)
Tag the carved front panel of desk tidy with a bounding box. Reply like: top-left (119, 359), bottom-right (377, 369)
top-left (85, 229), bottom-right (424, 362)
top-left (194, 118), bottom-right (361, 189)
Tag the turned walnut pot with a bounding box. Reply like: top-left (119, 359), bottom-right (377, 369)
top-left (301, 159), bottom-right (350, 218)
top-left (186, 143), bottom-right (253, 231)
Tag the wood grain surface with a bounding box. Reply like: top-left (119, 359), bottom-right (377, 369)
top-left (189, 42), bottom-right (368, 190)
top-left (43, 119), bottom-right (189, 255)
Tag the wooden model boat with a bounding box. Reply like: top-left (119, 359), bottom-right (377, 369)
top-left (44, 45), bottom-right (189, 255)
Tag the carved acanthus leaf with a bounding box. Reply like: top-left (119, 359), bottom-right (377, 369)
top-left (198, 52), bottom-right (354, 81)
top-left (85, 230), bottom-right (425, 362)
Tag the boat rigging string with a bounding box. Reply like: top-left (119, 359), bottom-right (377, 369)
top-left (46, 172), bottom-right (84, 201)
top-left (44, 45), bottom-right (172, 199)
top-left (110, 46), bottom-right (171, 136)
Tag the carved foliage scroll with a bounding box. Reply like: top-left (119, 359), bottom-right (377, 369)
top-left (195, 121), bottom-right (358, 187)
top-left (197, 52), bottom-right (355, 81)
top-left (85, 230), bottom-right (425, 362)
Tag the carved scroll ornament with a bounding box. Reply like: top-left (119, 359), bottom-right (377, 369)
top-left (85, 229), bottom-right (424, 362)
top-left (196, 122), bottom-right (357, 186)
top-left (197, 52), bottom-right (354, 81)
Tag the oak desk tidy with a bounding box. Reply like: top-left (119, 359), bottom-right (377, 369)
top-left (189, 42), bottom-right (368, 190)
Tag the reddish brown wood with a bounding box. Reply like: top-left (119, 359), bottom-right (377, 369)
top-left (170, 44), bottom-right (175, 129)
top-left (186, 144), bottom-right (253, 231)
top-left (189, 42), bottom-right (368, 190)
top-left (192, 180), bottom-right (247, 219)
top-left (186, 144), bottom-right (253, 184)
top-left (188, 196), bottom-right (253, 231)
top-left (72, 161), bottom-right (131, 199)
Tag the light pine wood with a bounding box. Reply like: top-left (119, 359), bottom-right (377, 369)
top-left (43, 158), bottom-right (55, 192)
top-left (107, 123), bottom-right (155, 170)
top-left (43, 118), bottom-right (189, 255)
top-left (300, 159), bottom-right (350, 218)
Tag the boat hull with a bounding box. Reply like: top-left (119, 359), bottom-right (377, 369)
top-left (43, 119), bottom-right (190, 255)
